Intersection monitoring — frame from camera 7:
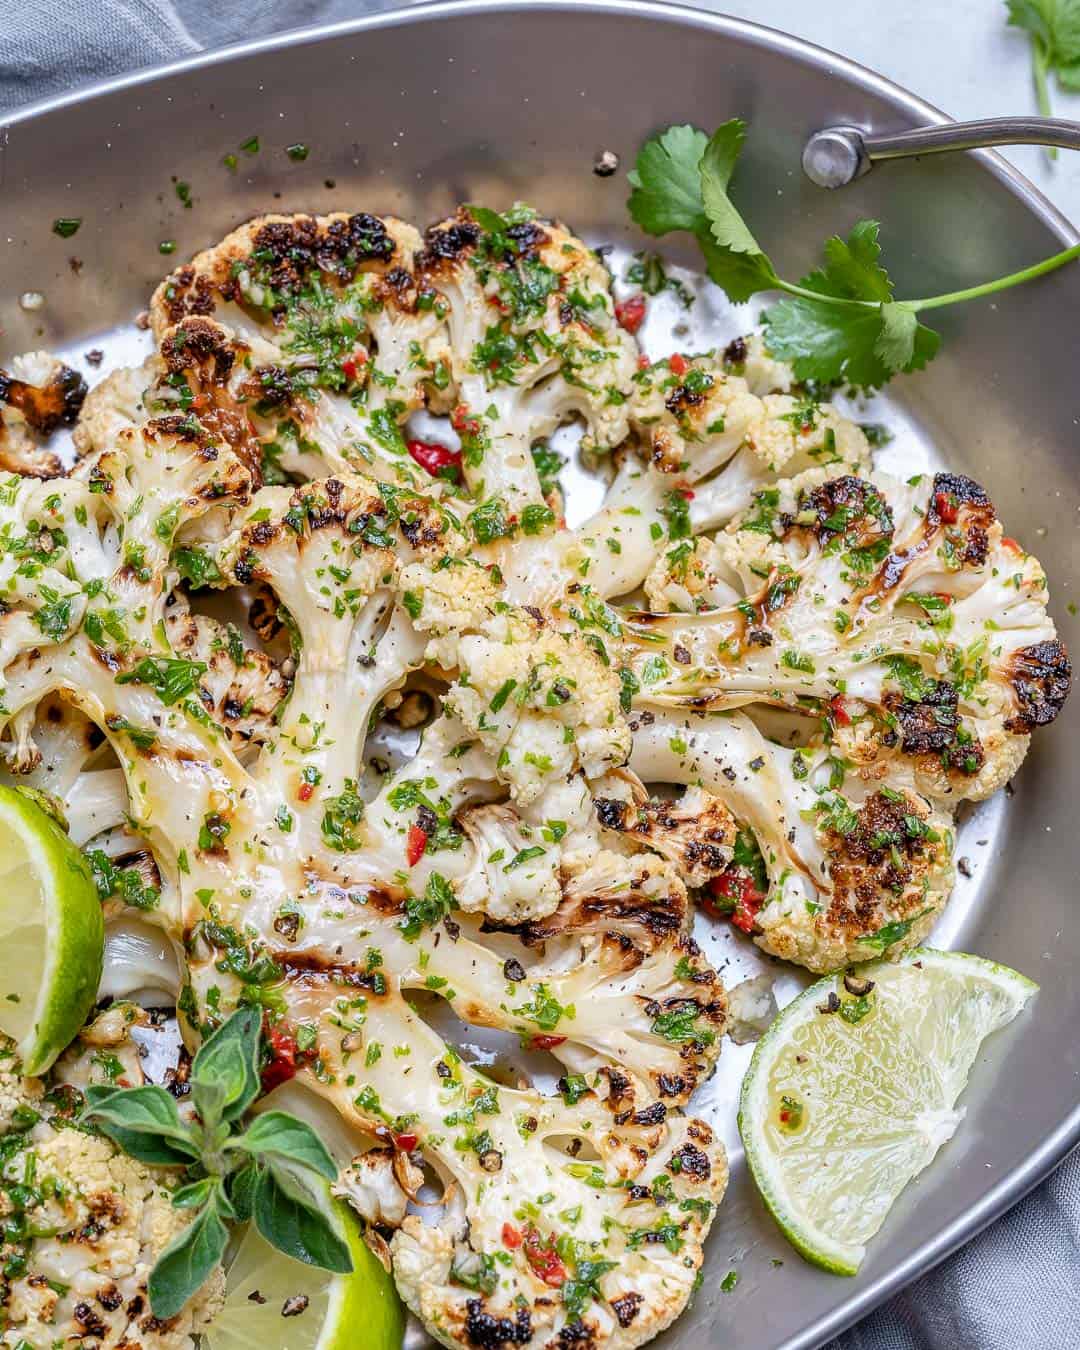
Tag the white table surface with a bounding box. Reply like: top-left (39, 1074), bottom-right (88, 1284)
top-left (692, 0), bottom-right (1080, 227)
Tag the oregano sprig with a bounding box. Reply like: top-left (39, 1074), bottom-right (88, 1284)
top-left (628, 119), bottom-right (1080, 388)
top-left (81, 1007), bottom-right (351, 1318)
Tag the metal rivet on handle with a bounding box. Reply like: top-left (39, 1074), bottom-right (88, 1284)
top-left (801, 127), bottom-right (869, 189)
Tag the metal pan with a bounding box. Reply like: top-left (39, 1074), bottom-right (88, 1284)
top-left (2, 3), bottom-right (1078, 1346)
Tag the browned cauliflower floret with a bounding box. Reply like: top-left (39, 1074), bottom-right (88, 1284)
top-left (0, 352), bottom-right (86, 479)
top-left (0, 1089), bottom-right (223, 1349)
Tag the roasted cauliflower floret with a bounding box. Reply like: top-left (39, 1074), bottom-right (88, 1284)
top-left (629, 355), bottom-right (761, 479)
top-left (619, 468), bottom-right (1070, 804)
top-left (720, 332), bottom-right (797, 396)
top-left (0, 1090), bottom-right (223, 1349)
top-left (332, 1146), bottom-right (422, 1228)
top-left (163, 603), bottom-right (289, 745)
top-left (151, 212), bottom-right (445, 489)
top-left (391, 1107), bottom-right (726, 1350)
top-left (755, 785), bottom-right (953, 972)
top-left (643, 533), bottom-right (740, 614)
top-left (593, 783), bottom-right (737, 888)
top-left (419, 207), bottom-right (639, 511)
top-left (630, 710), bottom-right (953, 972)
top-left (0, 352), bottom-right (87, 479)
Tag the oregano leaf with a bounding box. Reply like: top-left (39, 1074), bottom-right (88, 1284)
top-left (253, 1164), bottom-right (352, 1273)
top-left (148, 1187), bottom-right (230, 1319)
top-left (229, 1111), bottom-right (337, 1181)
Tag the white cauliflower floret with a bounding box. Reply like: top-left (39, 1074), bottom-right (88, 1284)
top-left (724, 332), bottom-right (797, 396)
top-left (332, 1146), bottom-right (422, 1227)
top-left (499, 365), bottom-right (869, 608)
top-left (163, 602), bottom-right (288, 746)
top-left (592, 782), bottom-right (737, 888)
top-left (726, 974), bottom-right (778, 1045)
top-left (619, 468), bottom-right (1070, 805)
top-left (629, 355), bottom-right (762, 480)
top-left (456, 802), bottom-right (562, 921)
top-left (419, 601), bottom-right (630, 806)
top-left (0, 1068), bottom-right (43, 1133)
top-left (644, 533), bottom-right (740, 613)
top-left (52, 1003), bottom-right (149, 1092)
top-left (71, 317), bottom-right (260, 645)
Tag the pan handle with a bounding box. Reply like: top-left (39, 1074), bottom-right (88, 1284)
top-left (802, 116), bottom-right (1080, 188)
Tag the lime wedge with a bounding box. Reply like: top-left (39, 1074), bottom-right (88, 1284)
top-left (738, 948), bottom-right (1036, 1275)
top-left (203, 1202), bottom-right (404, 1350)
top-left (0, 784), bottom-right (104, 1074)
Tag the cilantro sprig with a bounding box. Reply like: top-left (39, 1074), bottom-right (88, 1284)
top-left (1006, 0), bottom-right (1080, 154)
top-left (628, 120), bottom-right (1080, 387)
top-left (81, 1008), bottom-right (350, 1318)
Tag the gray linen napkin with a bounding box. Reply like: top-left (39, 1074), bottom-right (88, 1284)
top-left (1, 3), bottom-right (1078, 1347)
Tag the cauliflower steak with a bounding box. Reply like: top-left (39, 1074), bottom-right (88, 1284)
top-left (0, 202), bottom-right (1070, 1350)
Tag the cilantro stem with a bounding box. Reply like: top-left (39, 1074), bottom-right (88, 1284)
top-left (774, 242), bottom-right (1080, 313)
top-left (911, 242), bottom-right (1080, 310)
top-left (1032, 38), bottom-right (1057, 161)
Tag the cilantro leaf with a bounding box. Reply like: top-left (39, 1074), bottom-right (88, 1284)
top-left (627, 117), bottom-right (1079, 389)
top-left (762, 223), bottom-right (941, 386)
top-left (874, 302), bottom-right (921, 371)
top-left (628, 124), bottom-right (711, 235)
top-left (698, 121), bottom-right (779, 301)
top-left (1006, 0), bottom-right (1080, 140)
top-left (800, 220), bottom-right (894, 303)
top-left (763, 293), bottom-right (938, 387)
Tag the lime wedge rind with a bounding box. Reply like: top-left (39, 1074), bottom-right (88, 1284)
top-left (0, 785), bottom-right (104, 1075)
top-left (203, 1198), bottom-right (403, 1350)
top-left (738, 947), bottom-right (1037, 1276)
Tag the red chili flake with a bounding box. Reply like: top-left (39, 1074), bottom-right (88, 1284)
top-left (502, 1223), bottom-right (522, 1249)
top-left (1001, 536), bottom-right (1023, 554)
top-left (669, 352), bottom-right (690, 377)
top-left (407, 438), bottom-right (462, 480)
top-left (522, 1226), bottom-right (567, 1287)
top-left (676, 487), bottom-right (695, 501)
top-left (191, 393), bottom-right (208, 411)
top-left (829, 695), bottom-right (852, 727)
top-left (779, 1108), bottom-right (791, 1124)
top-left (637, 354), bottom-right (651, 371)
top-left (933, 491), bottom-right (959, 524)
top-left (708, 871), bottom-right (765, 935)
top-left (298, 781), bottom-right (314, 803)
top-left (394, 1132), bottom-right (418, 1153)
top-left (450, 404), bottom-right (479, 435)
top-left (614, 293), bottom-right (647, 334)
top-left (405, 823), bottom-right (428, 867)
top-left (261, 1026), bottom-right (298, 1092)
top-left (341, 349), bottom-right (367, 383)
top-left (528, 1034), bottom-right (567, 1051)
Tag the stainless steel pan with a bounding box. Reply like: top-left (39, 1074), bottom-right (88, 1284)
top-left (2, 3), bottom-right (1078, 1347)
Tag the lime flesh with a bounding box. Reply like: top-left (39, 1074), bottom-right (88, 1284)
top-left (203, 1202), bottom-right (404, 1350)
top-left (0, 785), bottom-right (104, 1074)
top-left (738, 948), bottom-right (1037, 1275)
